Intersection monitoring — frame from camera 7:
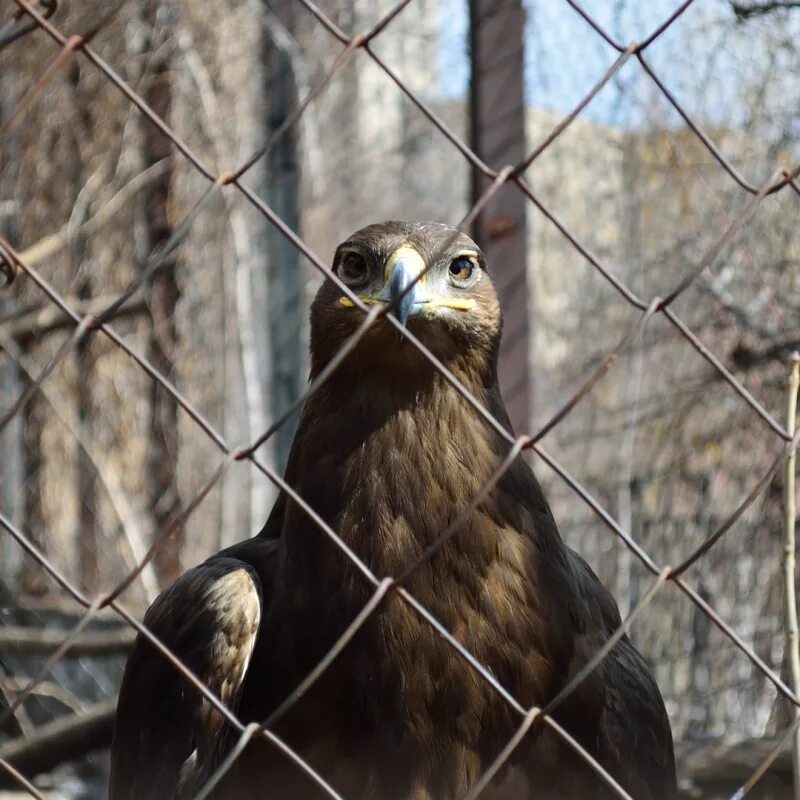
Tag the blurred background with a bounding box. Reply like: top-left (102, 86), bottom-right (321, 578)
top-left (1, 0), bottom-right (800, 796)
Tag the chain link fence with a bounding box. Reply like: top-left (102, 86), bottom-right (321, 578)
top-left (1, 0), bottom-right (799, 797)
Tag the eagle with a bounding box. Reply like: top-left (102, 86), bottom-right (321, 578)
top-left (110, 221), bottom-right (676, 800)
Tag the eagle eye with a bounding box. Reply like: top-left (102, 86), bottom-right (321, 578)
top-left (448, 255), bottom-right (477, 286)
top-left (337, 252), bottom-right (368, 286)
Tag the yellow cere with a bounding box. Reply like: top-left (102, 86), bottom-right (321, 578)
top-left (338, 296), bottom-right (381, 308)
top-left (385, 245), bottom-right (427, 284)
top-left (339, 295), bottom-right (475, 311)
top-left (430, 297), bottom-right (476, 311)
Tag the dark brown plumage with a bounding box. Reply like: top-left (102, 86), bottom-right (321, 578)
top-left (110, 221), bottom-right (676, 800)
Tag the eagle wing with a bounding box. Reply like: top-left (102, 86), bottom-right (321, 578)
top-left (568, 553), bottom-right (677, 800)
top-left (487, 456), bottom-right (676, 798)
top-left (109, 542), bottom-right (276, 800)
top-left (598, 635), bottom-right (677, 799)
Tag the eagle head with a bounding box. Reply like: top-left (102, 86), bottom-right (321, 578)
top-left (310, 221), bottom-right (503, 378)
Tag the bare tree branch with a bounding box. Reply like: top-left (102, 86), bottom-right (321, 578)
top-left (16, 158), bottom-right (171, 269)
top-left (0, 664), bottom-right (33, 739)
top-left (730, 339), bottom-right (800, 370)
top-left (0, 294), bottom-right (147, 343)
top-left (1, 677), bottom-right (87, 715)
top-left (0, 335), bottom-right (161, 604)
top-left (730, 0), bottom-right (800, 19)
top-left (783, 353), bottom-right (800, 799)
top-left (0, 700), bottom-right (116, 787)
top-left (0, 626), bottom-right (135, 657)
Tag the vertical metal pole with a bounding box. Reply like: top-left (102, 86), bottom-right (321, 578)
top-left (469, 0), bottom-right (530, 434)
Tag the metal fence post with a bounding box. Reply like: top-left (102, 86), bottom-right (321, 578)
top-left (469, 0), bottom-right (530, 434)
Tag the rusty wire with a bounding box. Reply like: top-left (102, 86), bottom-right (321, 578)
top-left (1, 0), bottom-right (799, 798)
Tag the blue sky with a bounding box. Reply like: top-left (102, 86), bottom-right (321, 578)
top-left (435, 0), bottom-right (800, 132)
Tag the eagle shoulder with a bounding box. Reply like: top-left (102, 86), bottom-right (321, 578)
top-left (110, 544), bottom-right (274, 800)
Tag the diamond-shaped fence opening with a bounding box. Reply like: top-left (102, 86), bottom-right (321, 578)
top-left (0, 0), bottom-right (799, 798)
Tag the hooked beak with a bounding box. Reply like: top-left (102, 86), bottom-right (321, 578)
top-left (384, 246), bottom-right (428, 327)
top-left (387, 258), bottom-right (420, 326)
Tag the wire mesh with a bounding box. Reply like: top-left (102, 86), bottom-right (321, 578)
top-left (0, 0), bottom-right (799, 797)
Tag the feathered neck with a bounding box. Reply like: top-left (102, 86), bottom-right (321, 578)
top-left (281, 340), bottom-right (513, 581)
